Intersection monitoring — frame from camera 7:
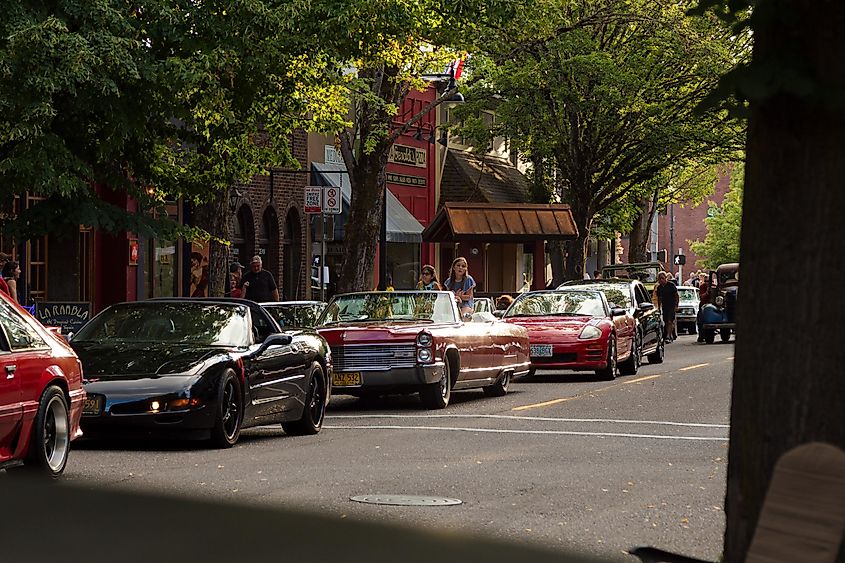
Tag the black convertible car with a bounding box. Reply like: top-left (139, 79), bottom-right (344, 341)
top-left (69, 298), bottom-right (332, 447)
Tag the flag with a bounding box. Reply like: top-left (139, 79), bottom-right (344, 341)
top-left (443, 57), bottom-right (464, 80)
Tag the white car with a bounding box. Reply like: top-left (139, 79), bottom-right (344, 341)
top-left (676, 285), bottom-right (700, 334)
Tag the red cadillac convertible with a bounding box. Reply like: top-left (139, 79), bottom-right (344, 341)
top-left (501, 289), bottom-right (636, 380)
top-left (0, 291), bottom-right (85, 477)
top-left (317, 291), bottom-right (530, 408)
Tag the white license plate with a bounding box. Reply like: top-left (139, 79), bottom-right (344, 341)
top-left (530, 344), bottom-right (553, 357)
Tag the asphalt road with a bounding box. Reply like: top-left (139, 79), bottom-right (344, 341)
top-left (63, 334), bottom-right (735, 562)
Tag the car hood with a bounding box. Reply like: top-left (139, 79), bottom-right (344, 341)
top-left (504, 316), bottom-right (598, 339)
top-left (71, 342), bottom-right (231, 379)
top-left (318, 323), bottom-right (451, 345)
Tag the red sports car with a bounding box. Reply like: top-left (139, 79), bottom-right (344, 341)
top-left (318, 291), bottom-right (530, 408)
top-left (501, 289), bottom-right (637, 379)
top-left (0, 291), bottom-right (85, 477)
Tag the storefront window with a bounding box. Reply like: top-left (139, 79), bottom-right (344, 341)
top-left (387, 242), bottom-right (420, 290)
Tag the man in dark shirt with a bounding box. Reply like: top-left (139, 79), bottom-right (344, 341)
top-left (655, 271), bottom-right (679, 343)
top-left (239, 255), bottom-right (280, 302)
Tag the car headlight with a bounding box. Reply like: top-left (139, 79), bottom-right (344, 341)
top-left (417, 348), bottom-right (433, 363)
top-left (416, 332), bottom-right (432, 346)
top-left (578, 325), bottom-right (602, 340)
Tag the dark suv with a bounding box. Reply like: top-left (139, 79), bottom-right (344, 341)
top-left (559, 278), bottom-right (664, 370)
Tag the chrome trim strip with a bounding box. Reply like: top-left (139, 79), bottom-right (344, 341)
top-left (251, 395), bottom-right (289, 405)
top-left (253, 374), bottom-right (305, 389)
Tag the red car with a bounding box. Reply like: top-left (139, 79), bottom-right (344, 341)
top-left (0, 292), bottom-right (85, 477)
top-left (501, 289), bottom-right (637, 379)
top-left (318, 291), bottom-right (530, 408)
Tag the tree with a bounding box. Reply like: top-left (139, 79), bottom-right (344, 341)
top-left (690, 0), bottom-right (845, 560)
top-left (0, 1), bottom-right (346, 296)
top-left (457, 0), bottom-right (746, 283)
top-left (688, 163), bottom-right (742, 269)
top-left (296, 0), bottom-right (519, 293)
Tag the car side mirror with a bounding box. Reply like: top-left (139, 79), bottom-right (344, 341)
top-left (611, 307), bottom-right (627, 317)
top-left (252, 332), bottom-right (292, 357)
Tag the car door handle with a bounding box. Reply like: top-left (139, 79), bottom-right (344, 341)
top-left (5, 365), bottom-right (16, 379)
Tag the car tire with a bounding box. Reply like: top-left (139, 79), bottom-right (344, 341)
top-left (704, 329), bottom-right (716, 344)
top-left (647, 332), bottom-right (665, 364)
top-left (687, 323), bottom-right (697, 335)
top-left (483, 370), bottom-right (511, 397)
top-left (283, 362), bottom-right (327, 436)
top-left (210, 369), bottom-right (243, 448)
top-left (20, 385), bottom-right (70, 478)
top-left (720, 328), bottom-right (732, 343)
top-left (420, 357), bottom-right (452, 409)
top-left (595, 337), bottom-right (617, 380)
top-left (618, 332), bottom-right (640, 376)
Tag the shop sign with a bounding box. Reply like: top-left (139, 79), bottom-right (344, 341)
top-left (386, 172), bottom-right (427, 187)
top-left (388, 144), bottom-right (427, 168)
top-left (324, 145), bottom-right (344, 165)
top-left (35, 302), bottom-right (91, 336)
top-left (128, 239), bottom-right (139, 265)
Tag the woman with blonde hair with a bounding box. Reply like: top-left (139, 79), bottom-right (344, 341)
top-left (443, 257), bottom-right (476, 318)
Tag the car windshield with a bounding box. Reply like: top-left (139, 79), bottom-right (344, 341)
top-left (565, 283), bottom-right (632, 309)
top-left (265, 303), bottom-right (325, 328)
top-left (602, 265), bottom-right (660, 284)
top-left (319, 292), bottom-right (457, 325)
top-left (73, 302), bottom-right (251, 347)
top-left (678, 288), bottom-right (699, 301)
top-left (505, 291), bottom-right (606, 318)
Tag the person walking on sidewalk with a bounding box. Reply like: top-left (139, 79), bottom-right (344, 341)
top-left (656, 271), bottom-right (679, 343)
top-left (239, 256), bottom-right (280, 302)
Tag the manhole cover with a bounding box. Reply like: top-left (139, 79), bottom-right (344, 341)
top-left (350, 495), bottom-right (462, 507)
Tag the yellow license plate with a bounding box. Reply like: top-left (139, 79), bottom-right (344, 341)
top-left (82, 395), bottom-right (103, 416)
top-left (332, 372), bottom-right (362, 387)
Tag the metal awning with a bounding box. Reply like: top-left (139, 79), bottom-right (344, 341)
top-left (312, 162), bottom-right (424, 243)
top-left (422, 202), bottom-right (579, 242)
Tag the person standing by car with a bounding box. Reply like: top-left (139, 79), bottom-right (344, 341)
top-left (655, 271), bottom-right (679, 343)
top-left (2, 259), bottom-right (21, 304)
top-left (239, 255), bottom-right (279, 302)
top-left (443, 257), bottom-right (476, 319)
top-left (226, 262), bottom-right (245, 298)
top-left (0, 253), bottom-right (10, 297)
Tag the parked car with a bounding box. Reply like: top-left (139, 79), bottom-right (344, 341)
top-left (600, 262), bottom-right (664, 293)
top-left (69, 298), bottom-right (332, 447)
top-left (676, 285), bottom-right (700, 334)
top-left (262, 301), bottom-right (327, 329)
top-left (0, 291), bottom-right (85, 477)
top-left (473, 297), bottom-right (495, 314)
top-left (501, 289), bottom-right (634, 379)
top-left (699, 263), bottom-right (739, 344)
top-left (559, 278), bottom-right (665, 366)
top-left (317, 291), bottom-right (529, 409)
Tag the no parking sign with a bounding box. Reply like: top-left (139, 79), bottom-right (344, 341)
top-left (323, 186), bottom-right (341, 214)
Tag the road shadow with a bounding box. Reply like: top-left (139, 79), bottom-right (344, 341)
top-left (327, 388), bottom-right (502, 413)
top-left (513, 371), bottom-right (602, 384)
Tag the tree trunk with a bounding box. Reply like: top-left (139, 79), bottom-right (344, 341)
top-left (547, 240), bottom-right (566, 287)
top-left (563, 210), bottom-right (592, 281)
top-left (724, 3), bottom-right (845, 562)
top-left (194, 188), bottom-right (230, 297)
top-left (628, 190), bottom-right (658, 263)
top-left (336, 146), bottom-right (390, 293)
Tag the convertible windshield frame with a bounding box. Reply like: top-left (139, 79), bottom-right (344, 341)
top-left (318, 291), bottom-right (458, 326)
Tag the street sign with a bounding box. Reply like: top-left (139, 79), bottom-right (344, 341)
top-left (323, 186), bottom-right (341, 214)
top-left (674, 254), bottom-right (686, 266)
top-left (304, 186), bottom-right (322, 213)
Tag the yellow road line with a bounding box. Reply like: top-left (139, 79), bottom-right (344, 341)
top-left (512, 396), bottom-right (578, 411)
top-left (622, 374), bottom-right (662, 384)
top-left (726, 356), bottom-right (734, 360)
top-left (679, 363), bottom-right (709, 371)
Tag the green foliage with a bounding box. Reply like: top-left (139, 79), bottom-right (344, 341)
top-left (689, 162), bottom-right (743, 268)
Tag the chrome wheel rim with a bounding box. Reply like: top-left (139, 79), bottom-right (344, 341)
top-left (221, 380), bottom-right (239, 440)
top-left (440, 362), bottom-right (450, 399)
top-left (308, 372), bottom-right (325, 426)
top-left (44, 395), bottom-right (69, 473)
top-left (501, 371), bottom-right (510, 391)
top-left (609, 340), bottom-right (617, 374)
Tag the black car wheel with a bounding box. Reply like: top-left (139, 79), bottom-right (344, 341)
top-left (704, 329), bottom-right (716, 344)
top-left (210, 369), bottom-right (243, 448)
top-left (595, 337), bottom-right (617, 381)
top-left (420, 356), bottom-right (452, 409)
top-left (618, 332), bottom-right (641, 376)
top-left (283, 362), bottom-right (327, 436)
top-left (483, 369), bottom-right (511, 397)
top-left (18, 386), bottom-right (70, 478)
top-left (647, 332), bottom-right (665, 364)
top-left (688, 323), bottom-right (697, 335)
top-left (720, 328), bottom-right (732, 342)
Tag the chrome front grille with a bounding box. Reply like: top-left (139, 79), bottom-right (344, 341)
top-left (331, 344), bottom-right (417, 371)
